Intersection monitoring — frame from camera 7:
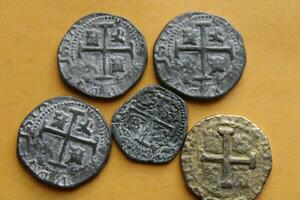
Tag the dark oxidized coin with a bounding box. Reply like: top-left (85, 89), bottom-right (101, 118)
top-left (181, 115), bottom-right (272, 199)
top-left (154, 12), bottom-right (246, 99)
top-left (111, 85), bottom-right (188, 164)
top-left (17, 96), bottom-right (111, 188)
top-left (58, 13), bottom-right (147, 98)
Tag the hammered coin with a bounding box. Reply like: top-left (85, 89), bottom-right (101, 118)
top-left (181, 115), bottom-right (272, 200)
top-left (58, 13), bottom-right (147, 98)
top-left (17, 96), bottom-right (111, 188)
top-left (154, 12), bottom-right (246, 99)
top-left (112, 85), bottom-right (188, 163)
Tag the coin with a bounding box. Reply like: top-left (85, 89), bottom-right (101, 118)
top-left (17, 96), bottom-right (111, 188)
top-left (111, 85), bottom-right (188, 163)
top-left (58, 13), bottom-right (147, 98)
top-left (154, 12), bottom-right (246, 99)
top-left (181, 115), bottom-right (272, 200)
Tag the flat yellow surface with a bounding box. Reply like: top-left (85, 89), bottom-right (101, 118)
top-left (0, 0), bottom-right (299, 199)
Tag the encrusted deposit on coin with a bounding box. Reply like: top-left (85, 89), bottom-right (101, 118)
top-left (154, 12), bottom-right (246, 99)
top-left (58, 13), bottom-right (147, 98)
top-left (181, 115), bottom-right (272, 200)
top-left (112, 85), bottom-right (188, 163)
top-left (17, 96), bottom-right (111, 188)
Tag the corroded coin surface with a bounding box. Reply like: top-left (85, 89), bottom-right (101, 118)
top-left (17, 96), bottom-right (111, 188)
top-left (112, 85), bottom-right (188, 163)
top-left (154, 12), bottom-right (246, 99)
top-left (58, 13), bottom-right (147, 98)
top-left (181, 115), bottom-right (272, 200)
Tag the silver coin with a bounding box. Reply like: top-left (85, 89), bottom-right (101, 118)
top-left (17, 96), bottom-right (111, 188)
top-left (154, 12), bottom-right (246, 99)
top-left (111, 85), bottom-right (188, 163)
top-left (58, 13), bottom-right (147, 98)
top-left (181, 115), bottom-right (272, 199)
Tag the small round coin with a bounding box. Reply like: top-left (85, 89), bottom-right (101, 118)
top-left (111, 85), bottom-right (188, 163)
top-left (154, 12), bottom-right (246, 99)
top-left (58, 13), bottom-right (147, 98)
top-left (17, 96), bottom-right (111, 188)
top-left (181, 115), bottom-right (272, 200)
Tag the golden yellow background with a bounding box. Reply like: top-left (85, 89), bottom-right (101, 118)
top-left (0, 0), bottom-right (299, 199)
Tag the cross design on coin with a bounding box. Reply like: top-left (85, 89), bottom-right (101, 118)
top-left (40, 107), bottom-right (98, 168)
top-left (78, 23), bottom-right (134, 79)
top-left (127, 105), bottom-right (175, 147)
top-left (202, 126), bottom-right (256, 188)
top-left (175, 21), bottom-right (234, 81)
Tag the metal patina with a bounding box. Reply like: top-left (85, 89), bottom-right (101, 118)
top-left (58, 13), bottom-right (147, 98)
top-left (17, 96), bottom-right (111, 188)
top-left (181, 115), bottom-right (272, 200)
top-left (154, 12), bottom-right (246, 99)
top-left (112, 85), bottom-right (188, 163)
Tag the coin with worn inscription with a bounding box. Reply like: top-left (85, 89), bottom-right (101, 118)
top-left (112, 85), bottom-right (188, 163)
top-left (154, 12), bottom-right (246, 99)
top-left (58, 13), bottom-right (147, 98)
top-left (17, 96), bottom-right (111, 188)
top-left (181, 115), bottom-right (272, 200)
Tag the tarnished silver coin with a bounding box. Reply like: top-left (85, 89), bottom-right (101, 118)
top-left (181, 115), bottom-right (272, 200)
top-left (17, 96), bottom-right (111, 188)
top-left (154, 12), bottom-right (246, 99)
top-left (112, 85), bottom-right (188, 163)
top-left (58, 13), bottom-right (147, 98)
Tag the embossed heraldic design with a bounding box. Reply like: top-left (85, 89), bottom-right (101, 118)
top-left (58, 13), bottom-right (147, 98)
top-left (181, 115), bottom-right (272, 200)
top-left (16, 11), bottom-right (272, 198)
top-left (17, 97), bottom-right (111, 188)
top-left (111, 85), bottom-right (188, 163)
top-left (154, 12), bottom-right (246, 99)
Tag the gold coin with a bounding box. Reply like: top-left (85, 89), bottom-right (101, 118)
top-left (181, 115), bottom-right (272, 200)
